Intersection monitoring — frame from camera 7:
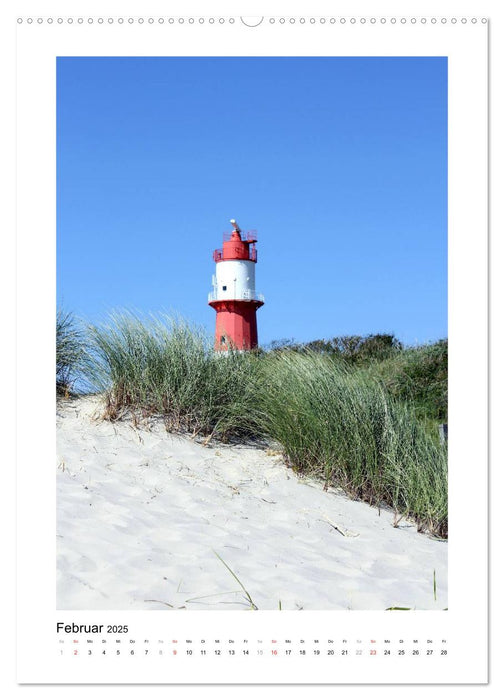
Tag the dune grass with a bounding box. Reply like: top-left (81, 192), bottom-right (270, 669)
top-left (87, 312), bottom-right (261, 440)
top-left (255, 350), bottom-right (447, 537)
top-left (80, 311), bottom-right (447, 538)
top-left (56, 309), bottom-right (90, 396)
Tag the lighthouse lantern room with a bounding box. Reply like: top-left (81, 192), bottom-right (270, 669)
top-left (208, 219), bottom-right (264, 351)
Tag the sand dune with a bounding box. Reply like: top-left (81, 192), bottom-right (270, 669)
top-left (56, 396), bottom-right (447, 610)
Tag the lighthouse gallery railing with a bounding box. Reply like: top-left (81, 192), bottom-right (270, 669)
top-left (208, 290), bottom-right (265, 303)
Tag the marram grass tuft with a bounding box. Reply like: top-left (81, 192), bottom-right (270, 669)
top-left (81, 312), bottom-right (447, 538)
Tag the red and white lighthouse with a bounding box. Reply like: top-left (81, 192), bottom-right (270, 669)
top-left (208, 219), bottom-right (264, 351)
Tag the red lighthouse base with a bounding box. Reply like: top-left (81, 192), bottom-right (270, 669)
top-left (209, 299), bottom-right (263, 351)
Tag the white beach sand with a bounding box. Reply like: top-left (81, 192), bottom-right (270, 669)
top-left (57, 396), bottom-right (447, 611)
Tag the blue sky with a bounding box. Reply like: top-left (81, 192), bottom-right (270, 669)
top-left (57, 56), bottom-right (447, 346)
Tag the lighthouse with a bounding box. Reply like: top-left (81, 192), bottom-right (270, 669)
top-left (208, 219), bottom-right (264, 351)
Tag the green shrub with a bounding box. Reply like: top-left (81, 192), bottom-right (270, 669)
top-left (267, 333), bottom-right (403, 364)
top-left (369, 340), bottom-right (448, 423)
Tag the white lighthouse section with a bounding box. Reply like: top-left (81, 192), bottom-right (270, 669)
top-left (209, 260), bottom-right (264, 303)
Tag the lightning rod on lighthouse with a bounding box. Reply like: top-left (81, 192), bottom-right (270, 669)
top-left (208, 220), bottom-right (264, 351)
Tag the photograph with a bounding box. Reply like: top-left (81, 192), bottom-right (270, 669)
top-left (56, 55), bottom-right (448, 611)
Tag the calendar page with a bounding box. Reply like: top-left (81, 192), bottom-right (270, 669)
top-left (15, 0), bottom-right (488, 686)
